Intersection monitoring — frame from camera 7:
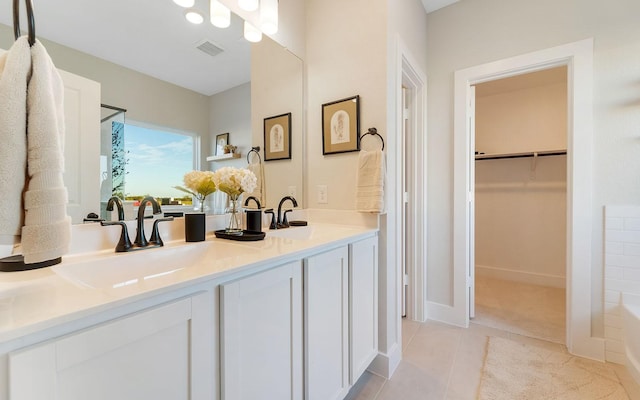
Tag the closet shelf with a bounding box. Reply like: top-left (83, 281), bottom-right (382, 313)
top-left (206, 153), bottom-right (241, 162)
top-left (475, 149), bottom-right (566, 161)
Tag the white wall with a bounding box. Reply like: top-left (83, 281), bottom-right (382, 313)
top-left (305, 0), bottom-right (428, 377)
top-left (426, 0), bottom-right (640, 336)
top-left (251, 37), bottom-right (304, 209)
top-left (475, 77), bottom-right (567, 286)
top-left (209, 82), bottom-right (252, 165)
top-left (0, 23), bottom-right (211, 171)
top-left (475, 82), bottom-right (567, 155)
top-left (475, 156), bottom-right (567, 286)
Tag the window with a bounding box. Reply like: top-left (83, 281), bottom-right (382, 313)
top-left (112, 121), bottom-right (199, 206)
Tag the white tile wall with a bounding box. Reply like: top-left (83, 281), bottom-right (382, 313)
top-left (605, 205), bottom-right (640, 364)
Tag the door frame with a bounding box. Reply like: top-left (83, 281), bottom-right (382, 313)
top-left (452, 38), bottom-right (605, 361)
top-left (397, 40), bottom-right (428, 322)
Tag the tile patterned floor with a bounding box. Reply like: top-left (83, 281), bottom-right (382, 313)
top-left (345, 278), bottom-right (640, 400)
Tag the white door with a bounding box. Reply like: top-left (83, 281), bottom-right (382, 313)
top-left (59, 70), bottom-right (101, 223)
top-left (305, 247), bottom-right (349, 400)
top-left (9, 293), bottom-right (213, 400)
top-left (0, 48), bottom-right (100, 224)
top-left (401, 86), bottom-right (409, 317)
top-left (469, 85), bottom-right (476, 319)
top-left (220, 262), bottom-right (303, 400)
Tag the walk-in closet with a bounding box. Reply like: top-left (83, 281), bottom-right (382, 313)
top-left (472, 66), bottom-right (568, 344)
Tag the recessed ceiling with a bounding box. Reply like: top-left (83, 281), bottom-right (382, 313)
top-left (0, 0), bottom-right (251, 96)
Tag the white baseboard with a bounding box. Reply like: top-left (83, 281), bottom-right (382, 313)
top-left (426, 301), bottom-right (467, 328)
top-left (367, 343), bottom-right (401, 379)
top-left (476, 264), bottom-right (566, 288)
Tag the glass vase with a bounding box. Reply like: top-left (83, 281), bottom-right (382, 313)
top-left (193, 194), bottom-right (208, 214)
top-left (225, 194), bottom-right (243, 235)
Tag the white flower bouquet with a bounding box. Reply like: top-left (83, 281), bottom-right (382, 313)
top-left (174, 170), bottom-right (217, 208)
top-left (212, 167), bottom-right (257, 199)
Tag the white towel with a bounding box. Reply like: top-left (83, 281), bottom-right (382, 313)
top-left (246, 161), bottom-right (266, 208)
top-left (0, 37), bottom-right (31, 244)
top-left (21, 40), bottom-right (71, 264)
top-left (356, 150), bottom-right (385, 213)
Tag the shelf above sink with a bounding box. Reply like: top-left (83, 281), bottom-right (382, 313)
top-left (206, 153), bottom-right (241, 162)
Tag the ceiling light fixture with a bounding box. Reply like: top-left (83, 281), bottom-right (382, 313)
top-left (173, 0), bottom-right (195, 7)
top-left (238, 0), bottom-right (259, 12)
top-left (259, 0), bottom-right (278, 34)
top-left (210, 0), bottom-right (231, 28)
top-left (243, 20), bottom-right (262, 42)
top-left (185, 9), bottom-right (204, 24)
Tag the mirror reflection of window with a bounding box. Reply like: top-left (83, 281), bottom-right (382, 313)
top-left (106, 122), bottom-right (199, 214)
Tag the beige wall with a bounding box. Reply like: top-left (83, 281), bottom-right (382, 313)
top-left (0, 23), bottom-right (211, 169)
top-left (251, 37), bottom-right (304, 209)
top-left (475, 82), bottom-right (567, 154)
top-left (475, 77), bottom-right (568, 286)
top-left (305, 0), bottom-right (387, 210)
top-left (427, 0), bottom-right (640, 335)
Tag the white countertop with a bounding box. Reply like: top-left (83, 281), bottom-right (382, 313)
top-left (0, 222), bottom-right (377, 346)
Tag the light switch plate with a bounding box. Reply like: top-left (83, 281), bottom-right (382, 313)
top-left (317, 185), bottom-right (328, 204)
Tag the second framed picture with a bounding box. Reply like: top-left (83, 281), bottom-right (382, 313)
top-left (322, 95), bottom-right (360, 155)
top-left (264, 113), bottom-right (292, 161)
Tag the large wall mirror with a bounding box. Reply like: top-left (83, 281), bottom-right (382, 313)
top-left (0, 0), bottom-right (304, 223)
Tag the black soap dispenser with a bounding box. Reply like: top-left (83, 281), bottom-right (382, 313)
top-left (244, 196), bottom-right (263, 232)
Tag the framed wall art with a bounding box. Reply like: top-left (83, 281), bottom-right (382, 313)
top-left (215, 132), bottom-right (229, 156)
top-left (263, 113), bottom-right (292, 161)
top-left (322, 95), bottom-right (360, 155)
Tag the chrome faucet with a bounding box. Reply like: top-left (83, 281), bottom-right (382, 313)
top-left (101, 196), bottom-right (173, 252)
top-left (106, 196), bottom-right (125, 221)
top-left (276, 196), bottom-right (298, 229)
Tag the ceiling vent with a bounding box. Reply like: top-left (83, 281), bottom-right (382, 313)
top-left (196, 40), bottom-right (225, 57)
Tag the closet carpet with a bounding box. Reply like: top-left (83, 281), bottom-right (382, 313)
top-left (473, 275), bottom-right (565, 344)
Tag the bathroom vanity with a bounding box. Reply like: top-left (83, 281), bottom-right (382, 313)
top-left (0, 220), bottom-right (378, 400)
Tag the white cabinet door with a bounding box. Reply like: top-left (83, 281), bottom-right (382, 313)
top-left (220, 261), bottom-right (303, 400)
top-left (350, 236), bottom-right (379, 384)
top-left (305, 246), bottom-right (350, 400)
top-left (8, 292), bottom-right (213, 400)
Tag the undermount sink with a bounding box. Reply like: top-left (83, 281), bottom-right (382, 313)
top-left (266, 225), bottom-right (315, 240)
top-left (52, 241), bottom-right (212, 290)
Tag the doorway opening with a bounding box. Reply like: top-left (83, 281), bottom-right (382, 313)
top-left (471, 67), bottom-right (568, 344)
top-left (453, 39), bottom-right (603, 360)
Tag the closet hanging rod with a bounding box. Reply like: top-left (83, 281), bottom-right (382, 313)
top-left (475, 150), bottom-right (566, 161)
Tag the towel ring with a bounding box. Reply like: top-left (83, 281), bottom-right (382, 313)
top-left (13, 0), bottom-right (36, 46)
top-left (361, 127), bottom-right (385, 151)
top-left (247, 146), bottom-right (262, 164)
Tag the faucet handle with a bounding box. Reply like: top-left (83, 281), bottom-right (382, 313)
top-left (281, 209), bottom-right (294, 227)
top-left (264, 209), bottom-right (277, 230)
top-left (149, 217), bottom-right (174, 246)
top-left (101, 221), bottom-right (132, 252)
